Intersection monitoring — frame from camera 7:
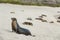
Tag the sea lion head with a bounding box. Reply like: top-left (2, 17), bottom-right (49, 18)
top-left (11, 18), bottom-right (17, 21)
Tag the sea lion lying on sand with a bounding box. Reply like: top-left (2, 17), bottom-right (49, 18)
top-left (11, 18), bottom-right (35, 36)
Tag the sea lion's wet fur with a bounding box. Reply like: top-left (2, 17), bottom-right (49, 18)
top-left (11, 18), bottom-right (32, 36)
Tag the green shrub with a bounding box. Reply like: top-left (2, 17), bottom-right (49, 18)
top-left (0, 0), bottom-right (60, 7)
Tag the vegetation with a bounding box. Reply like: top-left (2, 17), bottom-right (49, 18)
top-left (0, 0), bottom-right (60, 7)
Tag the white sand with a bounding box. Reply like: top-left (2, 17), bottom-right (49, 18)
top-left (0, 3), bottom-right (60, 40)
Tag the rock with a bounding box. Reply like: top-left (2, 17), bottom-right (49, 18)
top-left (57, 21), bottom-right (60, 23)
top-left (41, 19), bottom-right (47, 22)
top-left (58, 17), bottom-right (60, 19)
top-left (49, 21), bottom-right (54, 23)
top-left (35, 18), bottom-right (43, 20)
top-left (35, 18), bottom-right (47, 22)
top-left (27, 18), bottom-right (32, 20)
top-left (23, 22), bottom-right (33, 26)
top-left (10, 12), bottom-right (15, 14)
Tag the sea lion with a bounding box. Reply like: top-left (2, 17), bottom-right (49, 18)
top-left (11, 18), bottom-right (33, 36)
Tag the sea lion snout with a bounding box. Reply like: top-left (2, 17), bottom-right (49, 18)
top-left (11, 18), bottom-right (17, 21)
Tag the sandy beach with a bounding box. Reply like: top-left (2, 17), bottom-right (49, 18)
top-left (0, 3), bottom-right (60, 40)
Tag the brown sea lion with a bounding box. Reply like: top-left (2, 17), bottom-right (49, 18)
top-left (11, 18), bottom-right (35, 36)
top-left (11, 18), bottom-right (17, 32)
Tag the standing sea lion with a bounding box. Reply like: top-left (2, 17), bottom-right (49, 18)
top-left (11, 18), bottom-right (34, 36)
